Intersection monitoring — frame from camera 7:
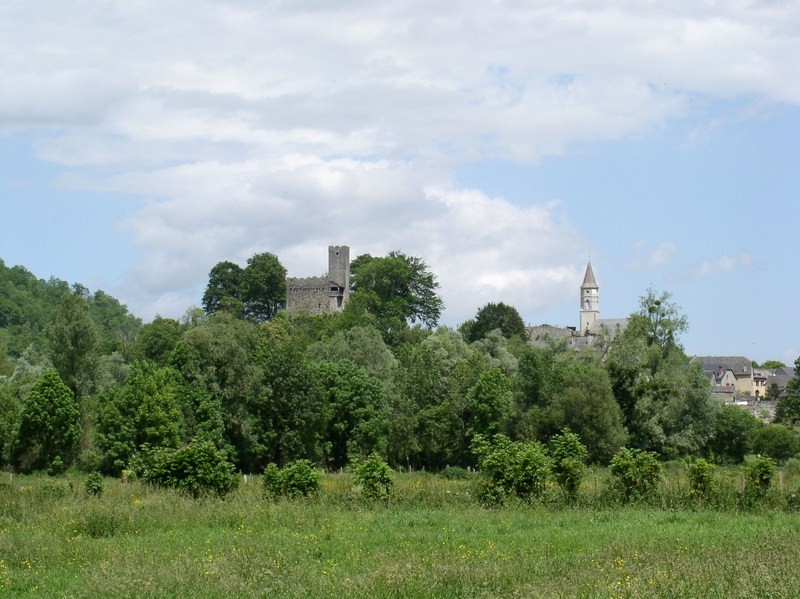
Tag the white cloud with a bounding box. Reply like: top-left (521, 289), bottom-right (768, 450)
top-left (697, 253), bottom-right (753, 278)
top-left (2, 1), bottom-right (798, 321)
top-left (627, 241), bottom-right (678, 269)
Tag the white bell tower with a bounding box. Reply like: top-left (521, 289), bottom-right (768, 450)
top-left (579, 261), bottom-right (599, 334)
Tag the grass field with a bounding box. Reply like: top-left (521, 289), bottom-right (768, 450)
top-left (1, 471), bottom-right (799, 598)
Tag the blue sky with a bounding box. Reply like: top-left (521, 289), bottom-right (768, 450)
top-left (0, 1), bottom-right (798, 364)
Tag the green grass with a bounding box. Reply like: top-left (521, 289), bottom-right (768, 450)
top-left (1, 472), bottom-right (799, 597)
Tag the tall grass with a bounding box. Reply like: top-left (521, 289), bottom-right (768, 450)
top-left (0, 468), bottom-right (799, 597)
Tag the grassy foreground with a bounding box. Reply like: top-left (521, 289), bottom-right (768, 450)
top-left (1, 472), bottom-right (799, 598)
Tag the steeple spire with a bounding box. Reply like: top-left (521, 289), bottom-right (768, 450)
top-left (581, 260), bottom-right (597, 289)
top-left (579, 260), bottom-right (599, 333)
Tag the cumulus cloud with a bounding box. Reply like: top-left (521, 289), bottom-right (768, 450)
top-left (2, 1), bottom-right (798, 320)
top-left (697, 253), bottom-right (753, 279)
top-left (627, 241), bottom-right (678, 270)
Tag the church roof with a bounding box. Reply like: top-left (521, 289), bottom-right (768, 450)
top-left (581, 261), bottom-right (598, 288)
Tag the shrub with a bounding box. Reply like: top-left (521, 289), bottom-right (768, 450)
top-left (471, 434), bottom-right (552, 506)
top-left (262, 460), bottom-right (320, 499)
top-left (84, 472), bottom-right (104, 497)
top-left (352, 453), bottom-right (394, 500)
top-left (786, 484), bottom-right (800, 511)
top-left (686, 458), bottom-right (715, 503)
top-left (440, 466), bottom-right (470, 480)
top-left (550, 430), bottom-right (588, 501)
top-left (750, 425), bottom-right (800, 464)
top-left (138, 440), bottom-right (239, 498)
top-left (609, 448), bottom-right (661, 504)
top-left (47, 455), bottom-right (67, 477)
top-left (742, 456), bottom-right (776, 504)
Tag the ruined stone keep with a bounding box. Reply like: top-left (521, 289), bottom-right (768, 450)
top-left (286, 246), bottom-right (350, 315)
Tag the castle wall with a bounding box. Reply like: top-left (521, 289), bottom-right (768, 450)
top-left (285, 245), bottom-right (350, 315)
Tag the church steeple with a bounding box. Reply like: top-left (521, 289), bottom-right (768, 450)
top-left (580, 261), bottom-right (599, 333)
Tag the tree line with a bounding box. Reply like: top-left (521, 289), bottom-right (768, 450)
top-left (1, 252), bottom-right (798, 476)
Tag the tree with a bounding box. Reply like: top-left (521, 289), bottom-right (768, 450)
top-left (750, 424), bottom-right (800, 464)
top-left (606, 289), bottom-right (715, 458)
top-left (461, 302), bottom-right (526, 343)
top-left (13, 370), bottom-right (80, 472)
top-left (776, 357), bottom-right (800, 425)
top-left (201, 261), bottom-right (244, 316)
top-left (348, 251), bottom-right (443, 331)
top-left (707, 404), bottom-right (759, 464)
top-left (544, 365), bottom-right (627, 464)
top-left (45, 290), bottom-right (98, 399)
top-left (550, 430), bottom-right (588, 500)
top-left (308, 325), bottom-right (398, 382)
top-left (314, 360), bottom-right (390, 469)
top-left (96, 361), bottom-right (184, 474)
top-left (134, 316), bottom-right (182, 365)
top-left (759, 360), bottom-right (786, 369)
top-left (465, 367), bottom-right (513, 440)
top-left (241, 252), bottom-right (286, 322)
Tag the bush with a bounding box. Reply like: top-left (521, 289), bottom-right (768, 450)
top-left (550, 430), bottom-right (588, 501)
top-left (262, 460), bottom-right (320, 499)
top-left (786, 484), bottom-right (800, 511)
top-left (138, 440), bottom-right (239, 498)
top-left (84, 471), bottom-right (104, 497)
top-left (686, 458), bottom-right (715, 503)
top-left (609, 448), bottom-right (661, 504)
top-left (440, 466), bottom-right (470, 480)
top-left (352, 453), bottom-right (394, 500)
top-left (471, 434), bottom-right (552, 506)
top-left (47, 455), bottom-right (66, 477)
top-left (750, 425), bottom-right (800, 464)
top-left (742, 456), bottom-right (776, 504)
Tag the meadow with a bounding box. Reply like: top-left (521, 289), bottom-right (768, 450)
top-left (1, 469), bottom-right (799, 598)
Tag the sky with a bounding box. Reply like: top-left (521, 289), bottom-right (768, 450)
top-left (1, 1), bottom-right (798, 364)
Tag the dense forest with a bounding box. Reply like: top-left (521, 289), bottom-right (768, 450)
top-left (1, 253), bottom-right (798, 476)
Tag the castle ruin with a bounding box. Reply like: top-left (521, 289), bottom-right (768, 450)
top-left (286, 246), bottom-right (350, 315)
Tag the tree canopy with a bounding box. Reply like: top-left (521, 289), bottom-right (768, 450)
top-left (348, 251), bottom-right (444, 331)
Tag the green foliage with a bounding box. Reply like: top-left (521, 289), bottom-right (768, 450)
top-left (707, 404), bottom-right (759, 463)
top-left (257, 339), bottom-right (326, 467)
top-left (308, 325), bottom-right (397, 381)
top-left (134, 316), bottom-right (182, 365)
top-left (139, 439), bottom-right (239, 498)
top-left (461, 302), bottom-right (527, 343)
top-left (544, 365), bottom-right (627, 464)
top-left (262, 460), bottom-right (320, 499)
top-left (202, 261), bottom-right (244, 317)
top-left (352, 453), bottom-right (394, 500)
top-left (314, 360), bottom-right (390, 469)
top-left (47, 455), bottom-right (67, 476)
top-left (14, 370), bottom-right (81, 472)
top-left (45, 290), bottom-right (99, 399)
top-left (609, 447), bottom-right (661, 504)
top-left (685, 458), bottom-right (715, 503)
top-left (465, 367), bottom-right (512, 439)
top-left (85, 471), bottom-right (104, 496)
top-left (742, 456), bottom-right (776, 502)
top-left (241, 252), bottom-right (287, 322)
top-left (776, 359), bottom-right (800, 425)
top-left (96, 361), bottom-right (184, 475)
top-left (550, 430), bottom-right (588, 500)
top-left (439, 465), bottom-right (470, 480)
top-left (471, 434), bottom-right (552, 506)
top-left (750, 424), bottom-right (800, 464)
top-left (348, 251), bottom-right (444, 333)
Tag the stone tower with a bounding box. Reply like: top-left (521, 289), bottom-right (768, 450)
top-left (285, 245), bottom-right (350, 314)
top-left (579, 260), bottom-right (599, 334)
top-left (327, 245), bottom-right (350, 310)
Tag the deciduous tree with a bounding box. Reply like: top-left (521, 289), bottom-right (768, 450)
top-left (13, 370), bottom-right (80, 471)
